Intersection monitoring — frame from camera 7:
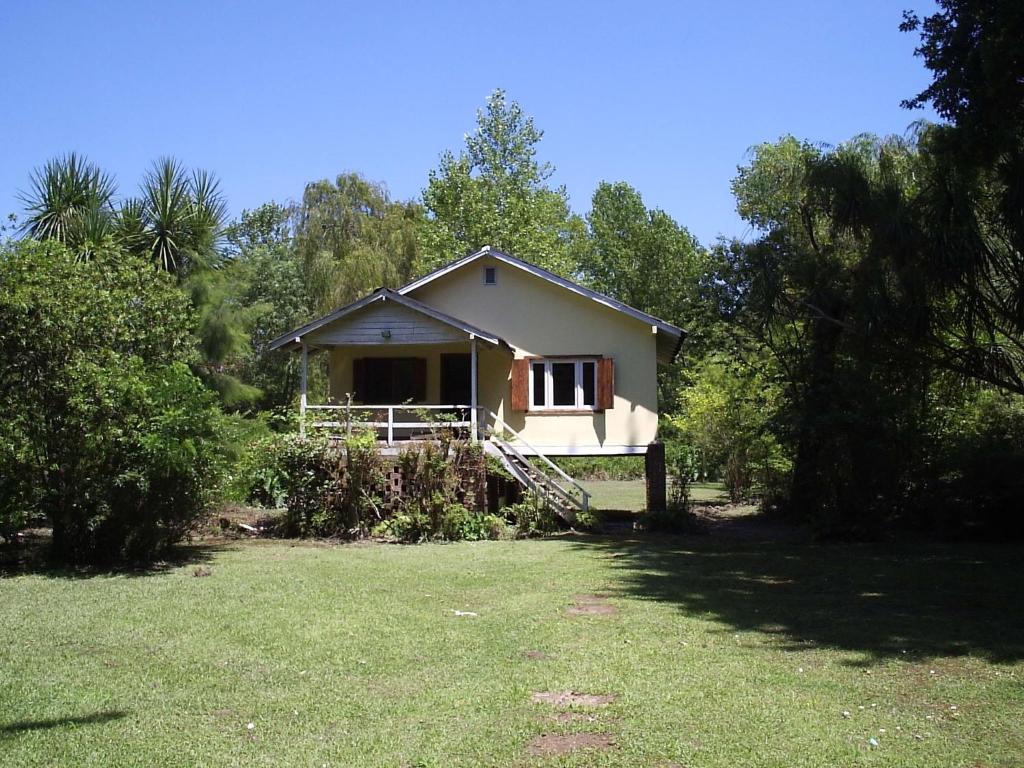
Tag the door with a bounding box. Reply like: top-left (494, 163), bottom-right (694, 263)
top-left (440, 353), bottom-right (472, 406)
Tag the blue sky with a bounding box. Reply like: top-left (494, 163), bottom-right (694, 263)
top-left (0, 0), bottom-right (938, 246)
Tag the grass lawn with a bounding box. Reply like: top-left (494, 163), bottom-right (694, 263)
top-left (583, 480), bottom-right (727, 511)
top-left (2, 531), bottom-right (1023, 767)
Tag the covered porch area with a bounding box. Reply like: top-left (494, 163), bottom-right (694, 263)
top-left (269, 288), bottom-right (513, 444)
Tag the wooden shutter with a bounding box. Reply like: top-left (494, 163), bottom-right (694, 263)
top-left (353, 358), bottom-right (366, 401)
top-left (412, 358), bottom-right (427, 402)
top-left (597, 357), bottom-right (614, 411)
top-left (511, 359), bottom-right (529, 411)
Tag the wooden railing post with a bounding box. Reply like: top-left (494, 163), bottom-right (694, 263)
top-left (299, 343), bottom-right (308, 437)
top-left (470, 336), bottom-right (478, 443)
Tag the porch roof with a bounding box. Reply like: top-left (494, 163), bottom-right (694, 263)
top-left (267, 288), bottom-right (512, 352)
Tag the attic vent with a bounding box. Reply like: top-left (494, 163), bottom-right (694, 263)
top-left (483, 266), bottom-right (497, 285)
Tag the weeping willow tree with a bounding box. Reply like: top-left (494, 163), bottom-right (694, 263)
top-left (292, 173), bottom-right (423, 313)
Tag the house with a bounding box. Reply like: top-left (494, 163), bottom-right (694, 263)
top-left (269, 247), bottom-right (684, 515)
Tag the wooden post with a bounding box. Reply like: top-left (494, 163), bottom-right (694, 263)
top-left (645, 441), bottom-right (667, 512)
top-left (299, 343), bottom-right (308, 437)
top-left (470, 335), bottom-right (478, 443)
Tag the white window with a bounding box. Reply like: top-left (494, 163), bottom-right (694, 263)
top-left (528, 358), bottom-right (597, 410)
top-left (483, 266), bottom-right (497, 285)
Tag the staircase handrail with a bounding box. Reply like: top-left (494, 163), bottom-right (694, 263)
top-left (484, 410), bottom-right (591, 511)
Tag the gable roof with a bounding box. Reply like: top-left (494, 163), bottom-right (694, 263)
top-left (398, 246), bottom-right (686, 363)
top-left (267, 287), bottom-right (510, 352)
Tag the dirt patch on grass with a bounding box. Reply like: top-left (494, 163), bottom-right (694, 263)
top-left (523, 650), bottom-right (550, 660)
top-left (567, 603), bottom-right (617, 615)
top-left (527, 733), bottom-right (615, 756)
top-left (532, 691), bottom-right (616, 707)
top-left (566, 593), bottom-right (617, 615)
top-left (573, 593), bottom-right (612, 603)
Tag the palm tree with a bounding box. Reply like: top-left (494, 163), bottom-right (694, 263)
top-left (145, 158), bottom-right (227, 274)
top-left (18, 153), bottom-right (115, 254)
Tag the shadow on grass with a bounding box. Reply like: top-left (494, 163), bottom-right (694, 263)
top-left (567, 527), bottom-right (1024, 664)
top-left (0, 710), bottom-right (128, 737)
top-left (0, 531), bottom-right (232, 580)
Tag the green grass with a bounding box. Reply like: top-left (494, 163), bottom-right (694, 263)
top-left (584, 480), bottom-right (727, 511)
top-left (2, 535), bottom-right (1023, 767)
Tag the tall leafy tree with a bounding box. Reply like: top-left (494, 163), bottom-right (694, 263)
top-left (293, 173), bottom-right (423, 312)
top-left (578, 182), bottom-right (704, 326)
top-left (729, 135), bottom-right (932, 535)
top-left (898, 1), bottom-right (1024, 395)
top-left (420, 89), bottom-right (584, 275)
top-left (226, 203), bottom-right (308, 408)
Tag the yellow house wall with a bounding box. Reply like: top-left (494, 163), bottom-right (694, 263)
top-left (406, 255), bottom-right (660, 452)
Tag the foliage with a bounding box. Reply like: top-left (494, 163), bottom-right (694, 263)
top-left (637, 505), bottom-right (701, 535)
top-left (293, 172), bottom-right (423, 312)
top-left (571, 506), bottom-right (604, 533)
top-left (0, 240), bottom-right (223, 562)
top-left (419, 89), bottom-right (585, 275)
top-left (502, 493), bottom-right (561, 537)
top-left (224, 203), bottom-right (309, 409)
top-left (552, 455), bottom-right (645, 481)
top-left (671, 356), bottom-right (789, 502)
top-left (17, 152), bottom-right (115, 256)
top-left (915, 386), bottom-right (1024, 536)
top-left (260, 431), bottom-right (385, 538)
top-left (245, 434), bottom-right (503, 542)
top-left (577, 181), bottom-right (705, 333)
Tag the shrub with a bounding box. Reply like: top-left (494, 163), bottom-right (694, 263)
top-left (256, 430), bottom-right (385, 538)
top-left (0, 241), bottom-right (223, 563)
top-left (572, 506), bottom-right (604, 533)
top-left (503, 493), bottom-right (561, 537)
top-left (551, 456), bottom-right (645, 481)
top-left (637, 506), bottom-right (701, 534)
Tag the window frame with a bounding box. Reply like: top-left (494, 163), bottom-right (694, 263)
top-left (483, 265), bottom-right (497, 285)
top-left (527, 358), bottom-right (598, 412)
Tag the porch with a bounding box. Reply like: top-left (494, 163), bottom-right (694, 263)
top-left (303, 403), bottom-right (486, 445)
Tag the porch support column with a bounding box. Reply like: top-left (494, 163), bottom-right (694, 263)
top-left (299, 342), bottom-right (308, 437)
top-left (470, 335), bottom-right (478, 443)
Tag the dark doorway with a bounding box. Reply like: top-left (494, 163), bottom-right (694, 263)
top-left (440, 353), bottom-right (472, 405)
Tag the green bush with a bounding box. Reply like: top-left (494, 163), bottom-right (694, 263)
top-left (572, 506), bottom-right (604, 533)
top-left (0, 241), bottom-right (223, 563)
top-left (637, 505), bottom-right (701, 534)
top-left (503, 493), bottom-right (561, 537)
top-left (255, 430), bottom-right (385, 538)
top-left (550, 456), bottom-right (645, 481)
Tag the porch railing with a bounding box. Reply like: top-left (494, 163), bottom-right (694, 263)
top-left (304, 404), bottom-right (485, 445)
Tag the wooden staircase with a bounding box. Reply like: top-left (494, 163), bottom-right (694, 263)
top-left (482, 411), bottom-right (590, 525)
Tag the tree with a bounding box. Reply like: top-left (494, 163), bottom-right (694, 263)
top-left (902, 0), bottom-right (1024, 155)
top-left (671, 354), bottom-right (787, 502)
top-left (420, 90), bottom-right (584, 275)
top-left (130, 157), bottom-right (229, 275)
top-left (729, 135), bottom-right (933, 535)
top-left (18, 153), bottom-right (115, 257)
top-left (226, 203), bottom-right (308, 409)
top-left (578, 182), bottom-right (704, 326)
top-left (293, 173), bottom-right (423, 312)
top-left (898, 2), bottom-right (1024, 396)
top-left (0, 240), bottom-right (223, 562)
